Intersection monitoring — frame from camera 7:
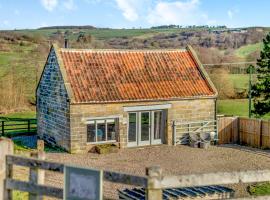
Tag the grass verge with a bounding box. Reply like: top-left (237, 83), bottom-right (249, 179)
top-left (248, 182), bottom-right (270, 196)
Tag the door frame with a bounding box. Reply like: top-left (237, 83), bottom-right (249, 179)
top-left (127, 112), bottom-right (138, 147)
top-left (127, 110), bottom-right (166, 147)
top-left (151, 110), bottom-right (164, 145)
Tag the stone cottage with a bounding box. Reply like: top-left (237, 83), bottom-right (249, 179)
top-left (36, 44), bottom-right (217, 153)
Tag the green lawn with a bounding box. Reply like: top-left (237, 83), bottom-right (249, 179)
top-left (217, 99), bottom-right (270, 119)
top-left (235, 42), bottom-right (263, 58)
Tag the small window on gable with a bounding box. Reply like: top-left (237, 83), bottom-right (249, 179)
top-left (87, 118), bottom-right (117, 143)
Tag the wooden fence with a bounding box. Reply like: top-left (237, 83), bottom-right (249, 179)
top-left (0, 117), bottom-right (37, 137)
top-left (218, 117), bottom-right (239, 144)
top-left (218, 117), bottom-right (270, 148)
top-left (1, 139), bottom-right (270, 200)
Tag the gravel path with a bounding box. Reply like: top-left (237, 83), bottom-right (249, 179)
top-left (45, 145), bottom-right (270, 199)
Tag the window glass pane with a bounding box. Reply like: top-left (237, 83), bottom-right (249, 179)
top-left (107, 120), bottom-right (116, 141)
top-left (128, 113), bottom-right (137, 142)
top-left (87, 123), bottom-right (95, 142)
top-left (97, 122), bottom-right (106, 142)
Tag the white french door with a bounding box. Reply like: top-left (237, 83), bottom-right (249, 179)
top-left (128, 110), bottom-right (166, 147)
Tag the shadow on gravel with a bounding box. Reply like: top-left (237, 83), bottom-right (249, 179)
top-left (218, 144), bottom-right (270, 158)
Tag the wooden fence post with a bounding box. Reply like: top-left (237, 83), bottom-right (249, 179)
top-left (259, 119), bottom-right (263, 148)
top-left (239, 117), bottom-right (242, 145)
top-left (29, 140), bottom-right (45, 200)
top-left (146, 166), bottom-right (162, 200)
top-left (0, 138), bottom-right (14, 200)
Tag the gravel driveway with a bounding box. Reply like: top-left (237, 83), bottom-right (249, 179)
top-left (45, 144), bottom-right (270, 199)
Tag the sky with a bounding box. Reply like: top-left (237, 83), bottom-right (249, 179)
top-left (0, 0), bottom-right (270, 30)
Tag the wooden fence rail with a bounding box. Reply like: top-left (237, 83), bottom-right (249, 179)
top-left (4, 154), bottom-right (148, 199)
top-left (0, 118), bottom-right (37, 137)
top-left (4, 155), bottom-right (270, 199)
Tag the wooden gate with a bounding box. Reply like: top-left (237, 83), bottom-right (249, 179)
top-left (172, 120), bottom-right (217, 145)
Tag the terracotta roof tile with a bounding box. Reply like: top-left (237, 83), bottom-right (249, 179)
top-left (58, 48), bottom-right (215, 103)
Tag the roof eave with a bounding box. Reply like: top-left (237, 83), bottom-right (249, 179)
top-left (69, 95), bottom-right (217, 105)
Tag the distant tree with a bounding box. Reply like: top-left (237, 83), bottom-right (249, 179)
top-left (251, 33), bottom-right (270, 116)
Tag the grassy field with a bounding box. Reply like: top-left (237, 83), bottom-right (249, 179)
top-left (217, 99), bottom-right (270, 119)
top-left (228, 74), bottom-right (249, 90)
top-left (0, 111), bottom-right (36, 118)
top-left (235, 42), bottom-right (263, 58)
top-left (0, 41), bottom-right (46, 104)
top-left (15, 27), bottom-right (213, 40)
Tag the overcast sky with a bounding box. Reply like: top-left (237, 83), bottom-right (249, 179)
top-left (0, 0), bottom-right (269, 30)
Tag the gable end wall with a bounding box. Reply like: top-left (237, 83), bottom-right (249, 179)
top-left (36, 49), bottom-right (71, 151)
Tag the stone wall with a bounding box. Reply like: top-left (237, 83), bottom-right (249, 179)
top-left (69, 98), bottom-right (216, 153)
top-left (36, 49), bottom-right (70, 151)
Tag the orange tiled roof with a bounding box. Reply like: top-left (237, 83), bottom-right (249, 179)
top-left (58, 48), bottom-right (216, 103)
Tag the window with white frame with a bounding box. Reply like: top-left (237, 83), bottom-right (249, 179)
top-left (87, 118), bottom-right (117, 143)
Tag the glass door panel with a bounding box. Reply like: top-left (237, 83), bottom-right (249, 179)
top-left (128, 113), bottom-right (137, 146)
top-left (151, 110), bottom-right (165, 144)
top-left (139, 112), bottom-right (150, 145)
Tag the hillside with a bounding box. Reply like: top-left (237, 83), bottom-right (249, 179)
top-left (0, 26), bottom-right (268, 114)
